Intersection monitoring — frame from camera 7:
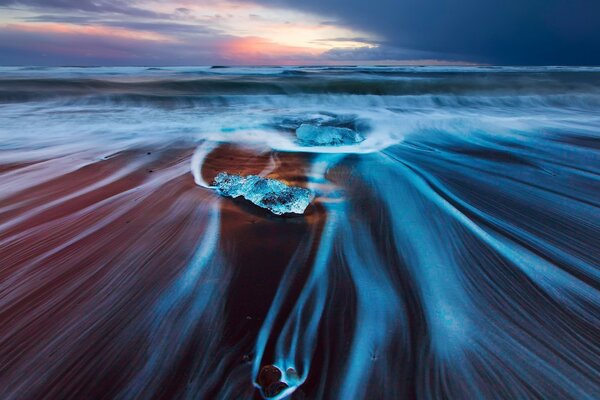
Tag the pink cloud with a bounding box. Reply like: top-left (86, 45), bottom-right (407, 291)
top-left (0, 22), bottom-right (326, 65)
top-left (218, 36), bottom-right (321, 64)
top-left (4, 23), bottom-right (175, 42)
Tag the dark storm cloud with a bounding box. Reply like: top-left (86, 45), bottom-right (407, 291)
top-left (259, 0), bottom-right (600, 65)
top-left (322, 45), bottom-right (436, 62)
top-left (312, 37), bottom-right (377, 44)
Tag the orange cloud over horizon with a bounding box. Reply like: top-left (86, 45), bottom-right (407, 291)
top-left (0, 1), bottom-right (381, 65)
top-left (219, 36), bottom-right (322, 64)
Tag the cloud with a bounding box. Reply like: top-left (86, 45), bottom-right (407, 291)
top-left (0, 0), bottom-right (165, 18)
top-left (0, 22), bottom-right (324, 65)
top-left (312, 37), bottom-right (378, 45)
top-left (322, 45), bottom-right (434, 62)
top-left (1, 0), bottom-right (597, 65)
top-left (220, 36), bottom-right (320, 64)
top-left (256, 0), bottom-right (600, 65)
top-left (0, 23), bottom-right (201, 65)
top-left (0, 0), bottom-right (387, 65)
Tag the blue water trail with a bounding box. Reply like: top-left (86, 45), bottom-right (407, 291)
top-left (356, 149), bottom-right (599, 399)
top-left (118, 204), bottom-right (223, 399)
top-left (252, 154), bottom-right (344, 399)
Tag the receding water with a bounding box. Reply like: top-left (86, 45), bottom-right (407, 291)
top-left (0, 66), bottom-right (599, 399)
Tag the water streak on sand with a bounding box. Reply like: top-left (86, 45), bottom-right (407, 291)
top-left (0, 66), bottom-right (599, 400)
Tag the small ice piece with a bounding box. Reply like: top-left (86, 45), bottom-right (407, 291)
top-left (213, 172), bottom-right (312, 215)
top-left (296, 124), bottom-right (364, 146)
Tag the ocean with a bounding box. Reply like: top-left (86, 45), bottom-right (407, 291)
top-left (0, 66), bottom-right (598, 399)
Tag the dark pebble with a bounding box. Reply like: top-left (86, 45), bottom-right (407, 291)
top-left (258, 365), bottom-right (282, 388)
top-left (264, 381), bottom-right (288, 398)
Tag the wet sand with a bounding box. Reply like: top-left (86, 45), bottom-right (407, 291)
top-left (0, 144), bottom-right (327, 399)
top-left (1, 66), bottom-right (599, 399)
top-left (1, 136), bottom-right (599, 399)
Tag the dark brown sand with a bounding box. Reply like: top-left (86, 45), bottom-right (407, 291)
top-left (0, 144), bottom-right (324, 399)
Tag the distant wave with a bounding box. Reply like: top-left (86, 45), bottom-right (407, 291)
top-left (1, 70), bottom-right (600, 103)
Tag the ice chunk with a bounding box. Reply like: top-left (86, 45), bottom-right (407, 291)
top-left (213, 172), bottom-right (312, 215)
top-left (296, 124), bottom-right (364, 146)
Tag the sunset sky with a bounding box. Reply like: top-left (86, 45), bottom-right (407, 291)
top-left (0, 0), bottom-right (598, 66)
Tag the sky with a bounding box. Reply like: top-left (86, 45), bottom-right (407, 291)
top-left (0, 0), bottom-right (598, 66)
